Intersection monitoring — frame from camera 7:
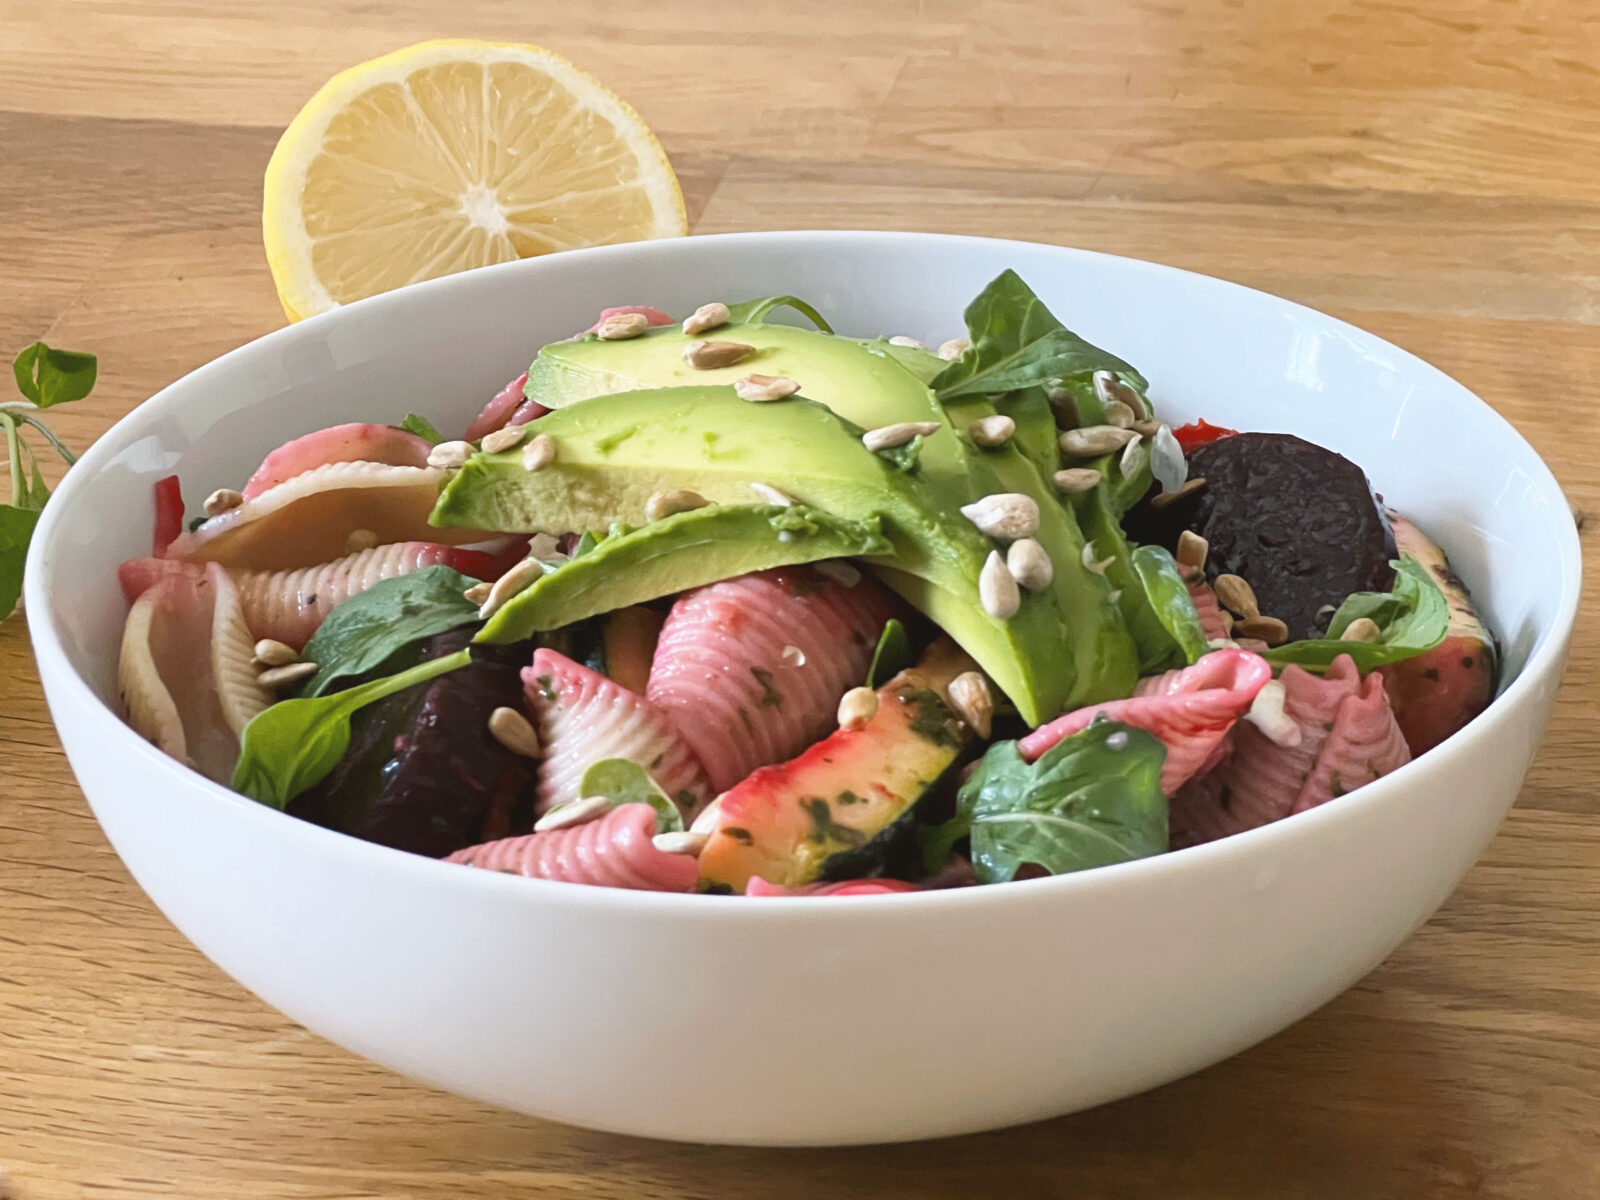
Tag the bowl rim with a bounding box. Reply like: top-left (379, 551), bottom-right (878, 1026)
top-left (24, 228), bottom-right (1584, 916)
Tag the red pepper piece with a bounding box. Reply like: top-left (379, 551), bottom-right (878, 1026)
top-left (152, 474), bottom-right (184, 556)
top-left (1173, 419), bottom-right (1239, 454)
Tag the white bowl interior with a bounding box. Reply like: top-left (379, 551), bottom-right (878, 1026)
top-left (23, 232), bottom-right (1581, 1145)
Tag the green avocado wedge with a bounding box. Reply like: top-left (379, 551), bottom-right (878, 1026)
top-left (477, 503), bottom-right (891, 641)
top-left (432, 386), bottom-right (1139, 722)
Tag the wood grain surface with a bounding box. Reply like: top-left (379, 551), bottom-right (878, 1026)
top-left (2, 1), bottom-right (1598, 1196)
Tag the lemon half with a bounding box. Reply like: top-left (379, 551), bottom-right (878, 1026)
top-left (264, 39), bottom-right (687, 321)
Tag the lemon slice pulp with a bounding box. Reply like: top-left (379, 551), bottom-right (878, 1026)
top-left (264, 39), bottom-right (686, 321)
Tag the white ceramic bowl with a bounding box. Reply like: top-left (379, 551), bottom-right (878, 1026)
top-left (27, 232), bottom-right (1579, 1145)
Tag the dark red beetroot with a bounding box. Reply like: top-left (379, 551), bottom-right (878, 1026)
top-left (1125, 432), bottom-right (1397, 642)
top-left (289, 631), bottom-right (537, 857)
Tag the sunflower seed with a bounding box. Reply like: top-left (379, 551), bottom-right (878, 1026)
top-left (1119, 435), bottom-right (1147, 478)
top-left (979, 550), bottom-right (1021, 619)
top-left (838, 686), bottom-right (879, 731)
top-left (749, 481), bottom-right (796, 507)
top-left (960, 492), bottom-right (1040, 540)
top-left (814, 560), bottom-right (861, 587)
top-left (888, 335), bottom-right (926, 349)
top-left (1052, 467), bottom-right (1102, 494)
top-left (1006, 538), bottom-right (1054, 591)
top-left (1214, 573), bottom-right (1260, 618)
top-left (689, 795), bottom-right (725, 835)
top-left (203, 488), bottom-right (244, 517)
top-left (653, 831), bottom-right (711, 856)
top-left (534, 794), bottom-right (612, 833)
top-left (1102, 400), bottom-right (1135, 429)
top-left (1176, 530), bottom-right (1209, 571)
top-left (252, 638), bottom-right (299, 668)
top-left (1234, 614), bottom-right (1288, 645)
top-left (258, 661), bottom-right (318, 689)
top-left (1060, 425), bottom-right (1138, 457)
top-left (682, 302), bottom-right (730, 336)
top-left (937, 337), bottom-right (971, 361)
top-left (482, 424), bottom-right (528, 454)
top-left (948, 671), bottom-right (994, 739)
top-left (487, 705), bottom-right (542, 758)
top-left (427, 440), bottom-right (475, 469)
top-left (1244, 679), bottom-right (1302, 747)
top-left (463, 581), bottom-right (492, 605)
top-left (344, 527), bottom-right (379, 553)
top-left (521, 433), bottom-right (556, 471)
top-left (644, 489), bottom-right (709, 521)
top-left (597, 311), bottom-right (650, 340)
top-left (734, 373), bottom-right (800, 402)
top-left (683, 339), bottom-right (756, 369)
top-left (1341, 616), bottom-right (1383, 643)
top-left (479, 556), bottom-right (546, 620)
top-left (1132, 419), bottom-right (1163, 438)
top-left (1093, 369), bottom-right (1148, 420)
top-left (1150, 475), bottom-right (1206, 509)
top-left (862, 421), bottom-right (940, 452)
top-left (1148, 423), bottom-right (1187, 495)
top-left (967, 414), bottom-right (1015, 447)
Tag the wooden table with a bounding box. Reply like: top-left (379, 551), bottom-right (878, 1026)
top-left (3, 1), bottom-right (1597, 1195)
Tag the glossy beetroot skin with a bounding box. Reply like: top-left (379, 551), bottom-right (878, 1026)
top-left (1126, 433), bottom-right (1397, 642)
top-left (290, 631), bottom-right (537, 857)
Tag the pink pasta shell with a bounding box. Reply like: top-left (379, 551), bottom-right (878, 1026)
top-left (241, 422), bottom-right (433, 501)
top-left (1170, 654), bottom-right (1411, 848)
top-left (526, 649), bottom-right (712, 816)
top-left (1019, 649), bottom-right (1272, 795)
top-left (447, 803), bottom-right (698, 892)
top-left (647, 566), bottom-right (902, 793)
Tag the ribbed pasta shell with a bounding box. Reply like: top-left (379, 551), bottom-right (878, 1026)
top-left (115, 568), bottom-right (246, 783)
top-left (164, 461), bottom-right (479, 570)
top-left (207, 563), bottom-right (274, 737)
top-left (119, 586), bottom-right (187, 762)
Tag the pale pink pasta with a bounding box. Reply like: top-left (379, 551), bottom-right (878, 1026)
top-left (463, 371), bottom-right (538, 441)
top-left (526, 649), bottom-right (712, 816)
top-left (447, 803), bottom-right (698, 891)
top-left (241, 422), bottom-right (433, 500)
top-left (1018, 649), bottom-right (1272, 795)
top-left (647, 566), bottom-right (902, 793)
top-left (1170, 654), bottom-right (1411, 847)
top-left (118, 542), bottom-right (495, 649)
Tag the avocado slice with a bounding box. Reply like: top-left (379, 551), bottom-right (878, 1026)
top-left (433, 386), bottom-right (1138, 721)
top-left (695, 640), bottom-right (975, 892)
top-left (477, 503), bottom-right (892, 641)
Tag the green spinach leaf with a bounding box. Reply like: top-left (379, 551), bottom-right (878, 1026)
top-left (865, 618), bottom-right (912, 688)
top-left (11, 341), bottom-right (97, 408)
top-left (578, 758), bottom-right (686, 833)
top-left (1264, 555), bottom-right (1449, 672)
top-left (724, 295), bottom-right (833, 333)
top-left (1130, 545), bottom-right (1209, 665)
top-left (921, 719), bottom-right (1168, 883)
top-left (1, 342), bottom-right (94, 619)
top-left (233, 647), bottom-right (471, 809)
top-left (931, 270), bottom-right (1146, 401)
top-left (0, 504), bottom-right (40, 619)
top-left (399, 412), bottom-right (444, 443)
top-left (296, 566), bottom-right (482, 697)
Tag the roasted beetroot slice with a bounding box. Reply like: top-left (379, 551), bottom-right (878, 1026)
top-left (290, 631), bottom-right (537, 857)
top-left (1127, 433), bottom-right (1396, 641)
